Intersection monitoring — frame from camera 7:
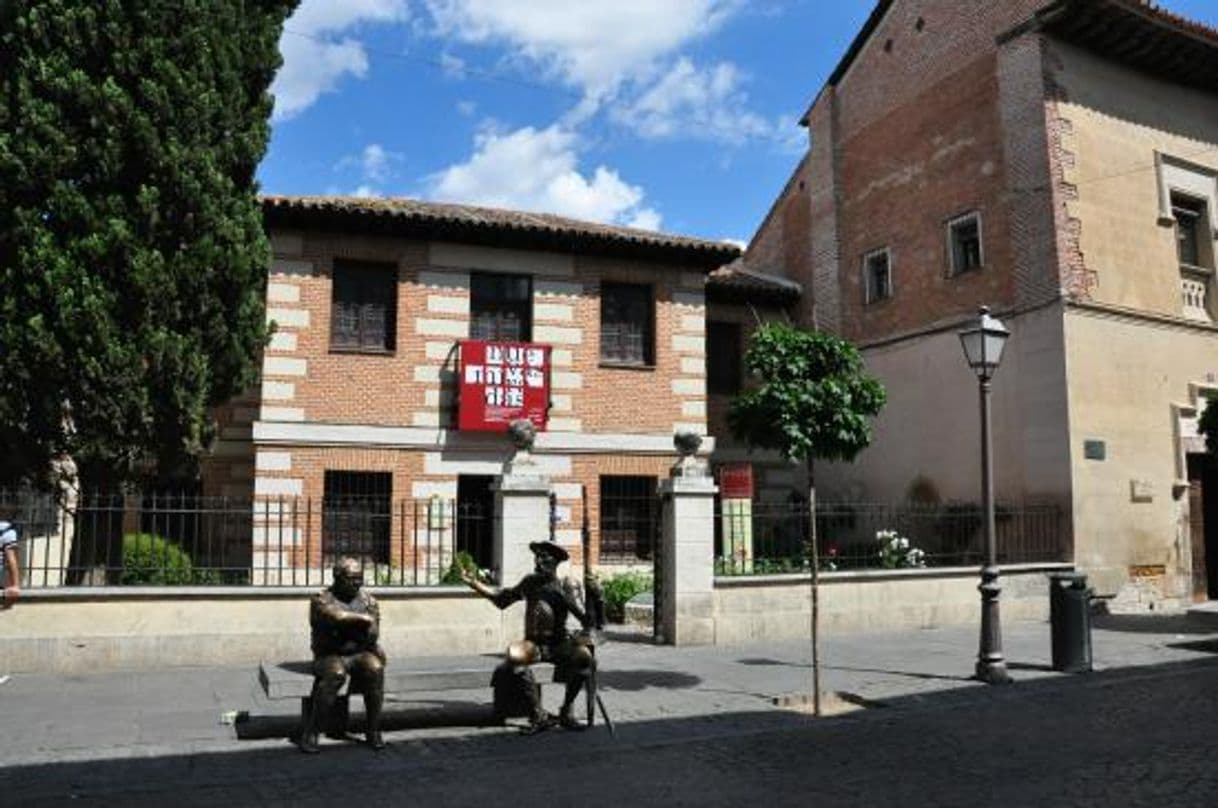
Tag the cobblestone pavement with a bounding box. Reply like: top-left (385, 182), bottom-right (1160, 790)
top-left (4, 656), bottom-right (1217, 807)
top-left (3, 615), bottom-right (1218, 806)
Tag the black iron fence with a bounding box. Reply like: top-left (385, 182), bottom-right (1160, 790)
top-left (714, 500), bottom-right (1065, 576)
top-left (1, 487), bottom-right (1064, 587)
top-left (1, 490), bottom-right (492, 588)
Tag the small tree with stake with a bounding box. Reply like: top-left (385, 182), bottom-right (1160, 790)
top-left (728, 323), bottom-right (885, 715)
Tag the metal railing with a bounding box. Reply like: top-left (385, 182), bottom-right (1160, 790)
top-left (714, 500), bottom-right (1065, 576)
top-left (2, 490), bottom-right (492, 589)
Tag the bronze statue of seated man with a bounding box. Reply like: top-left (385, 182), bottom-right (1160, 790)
top-left (462, 540), bottom-right (595, 731)
top-left (299, 557), bottom-right (386, 753)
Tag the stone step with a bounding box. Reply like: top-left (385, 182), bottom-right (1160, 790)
top-left (258, 659), bottom-right (556, 699)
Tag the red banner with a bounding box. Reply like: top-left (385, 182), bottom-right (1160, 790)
top-left (458, 340), bottom-right (550, 432)
top-left (718, 463), bottom-right (754, 499)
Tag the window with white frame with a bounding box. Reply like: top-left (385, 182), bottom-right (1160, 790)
top-left (947, 212), bottom-right (983, 276)
top-left (862, 248), bottom-right (892, 304)
top-left (1157, 153), bottom-right (1218, 323)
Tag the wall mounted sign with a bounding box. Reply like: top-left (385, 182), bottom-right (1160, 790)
top-left (458, 340), bottom-right (550, 432)
top-left (718, 463), bottom-right (755, 500)
top-left (1083, 439), bottom-right (1106, 461)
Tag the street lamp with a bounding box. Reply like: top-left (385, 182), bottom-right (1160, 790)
top-left (959, 305), bottom-right (1012, 685)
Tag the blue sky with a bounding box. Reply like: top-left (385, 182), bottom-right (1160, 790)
top-left (258, 0), bottom-right (1218, 246)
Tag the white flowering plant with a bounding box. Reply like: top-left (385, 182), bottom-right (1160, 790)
top-left (876, 529), bottom-right (928, 569)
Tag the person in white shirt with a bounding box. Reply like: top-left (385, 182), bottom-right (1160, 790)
top-left (0, 519), bottom-right (19, 609)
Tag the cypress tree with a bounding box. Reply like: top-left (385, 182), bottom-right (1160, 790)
top-left (0, 0), bottom-right (299, 489)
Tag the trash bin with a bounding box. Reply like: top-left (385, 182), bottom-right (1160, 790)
top-left (1049, 572), bottom-right (1092, 673)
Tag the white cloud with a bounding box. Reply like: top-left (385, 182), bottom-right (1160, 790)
top-left (456, 100), bottom-right (477, 116)
top-left (335, 143), bottom-right (403, 183)
top-left (352, 184), bottom-right (379, 198)
top-left (419, 2), bottom-right (783, 147)
top-left (423, 0), bottom-right (740, 99)
top-left (272, 0), bottom-right (410, 121)
top-left (426, 124), bottom-right (661, 229)
top-left (613, 57), bottom-right (776, 145)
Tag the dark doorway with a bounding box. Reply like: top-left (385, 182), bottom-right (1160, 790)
top-left (1187, 453), bottom-right (1218, 601)
top-left (457, 475), bottom-right (495, 571)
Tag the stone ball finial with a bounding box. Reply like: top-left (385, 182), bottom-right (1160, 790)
top-left (508, 419), bottom-right (537, 452)
top-left (674, 430), bottom-right (702, 458)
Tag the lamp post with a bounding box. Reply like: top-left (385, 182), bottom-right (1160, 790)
top-left (958, 306), bottom-right (1012, 685)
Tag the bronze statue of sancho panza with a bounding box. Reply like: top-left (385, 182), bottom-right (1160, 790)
top-left (462, 540), bottom-right (596, 731)
top-left (299, 557), bottom-right (386, 753)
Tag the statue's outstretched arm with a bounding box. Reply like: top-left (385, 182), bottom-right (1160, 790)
top-left (461, 569), bottom-right (523, 610)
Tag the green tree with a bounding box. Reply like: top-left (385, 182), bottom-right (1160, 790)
top-left (728, 322), bottom-right (885, 715)
top-left (1200, 398), bottom-right (1218, 456)
top-left (0, 0), bottom-right (298, 490)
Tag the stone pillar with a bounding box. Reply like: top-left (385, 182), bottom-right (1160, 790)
top-left (492, 465), bottom-right (552, 586)
top-left (658, 472), bottom-right (718, 646)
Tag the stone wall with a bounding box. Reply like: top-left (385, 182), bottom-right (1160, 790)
top-left (3, 587), bottom-right (513, 674)
top-left (713, 564), bottom-right (1067, 645)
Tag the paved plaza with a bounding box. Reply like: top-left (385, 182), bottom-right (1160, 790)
top-left (3, 613), bottom-right (1218, 806)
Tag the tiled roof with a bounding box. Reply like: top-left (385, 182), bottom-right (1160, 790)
top-left (1135, 0), bottom-right (1218, 42)
top-left (1037, 0), bottom-right (1218, 91)
top-left (261, 195), bottom-right (740, 269)
top-left (707, 260), bottom-right (802, 305)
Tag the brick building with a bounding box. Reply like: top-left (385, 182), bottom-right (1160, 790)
top-left (202, 196), bottom-right (742, 579)
top-left (747, 0), bottom-right (1218, 609)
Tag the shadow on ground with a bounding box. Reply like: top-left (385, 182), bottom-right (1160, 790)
top-left (8, 655), bottom-right (1218, 808)
top-left (1092, 612), bottom-right (1215, 635)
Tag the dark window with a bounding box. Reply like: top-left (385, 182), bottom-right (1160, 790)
top-left (456, 475), bottom-right (494, 571)
top-left (863, 249), bottom-right (891, 303)
top-left (322, 471), bottom-right (392, 565)
top-left (1174, 195), bottom-right (1206, 268)
top-left (330, 261), bottom-right (397, 352)
top-left (471, 273), bottom-right (532, 342)
top-left (707, 321), bottom-right (742, 395)
top-left (599, 476), bottom-right (657, 562)
top-left (949, 213), bottom-right (983, 275)
top-left (600, 283), bottom-right (654, 365)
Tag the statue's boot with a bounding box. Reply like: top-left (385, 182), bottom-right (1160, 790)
top-left (558, 680), bottom-right (586, 730)
top-left (299, 699), bottom-right (329, 754)
top-left (364, 685), bottom-right (386, 750)
top-left (299, 676), bottom-right (342, 754)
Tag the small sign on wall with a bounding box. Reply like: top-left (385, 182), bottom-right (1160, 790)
top-left (1130, 479), bottom-right (1154, 503)
top-left (1084, 440), bottom-right (1106, 461)
top-left (718, 464), bottom-right (755, 499)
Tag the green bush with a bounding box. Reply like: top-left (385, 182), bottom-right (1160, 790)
top-left (120, 533), bottom-right (215, 585)
top-left (600, 570), bottom-right (652, 623)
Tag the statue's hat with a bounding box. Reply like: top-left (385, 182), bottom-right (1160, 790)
top-left (528, 540), bottom-right (569, 562)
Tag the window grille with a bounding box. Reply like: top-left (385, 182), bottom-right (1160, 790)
top-left (470, 273), bottom-right (532, 342)
top-left (600, 283), bottom-right (654, 365)
top-left (322, 471), bottom-right (392, 564)
top-left (599, 476), bottom-right (658, 561)
top-left (330, 261), bottom-right (397, 352)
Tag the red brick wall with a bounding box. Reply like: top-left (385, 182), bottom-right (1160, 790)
top-left (781, 0), bottom-right (1061, 343)
top-left (272, 232), bottom-right (704, 434)
top-left (836, 52), bottom-right (1015, 342)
